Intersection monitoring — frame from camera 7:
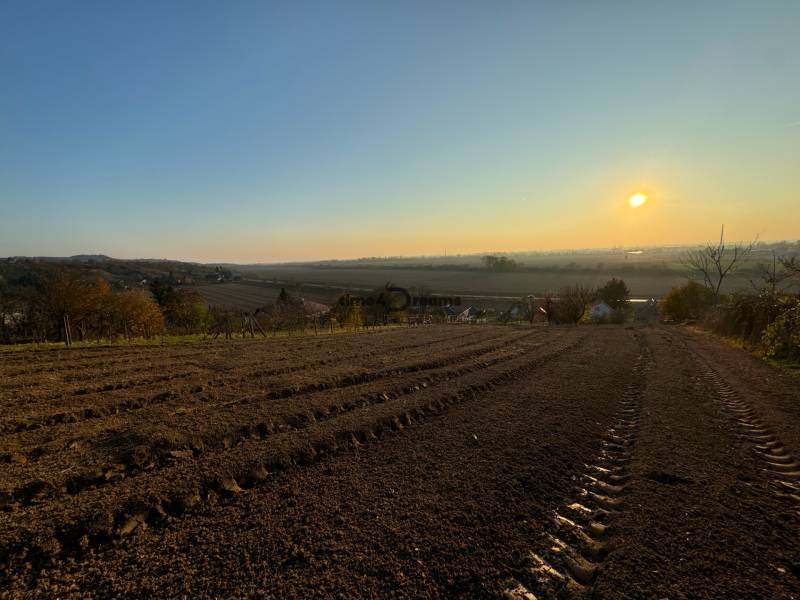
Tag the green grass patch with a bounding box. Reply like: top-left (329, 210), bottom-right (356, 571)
top-left (0, 323), bottom-right (416, 352)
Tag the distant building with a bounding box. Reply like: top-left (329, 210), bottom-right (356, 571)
top-left (302, 300), bottom-right (330, 316)
top-left (443, 306), bottom-right (461, 322)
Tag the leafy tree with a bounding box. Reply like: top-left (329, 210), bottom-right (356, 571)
top-left (113, 291), bottom-right (165, 338)
top-left (149, 279), bottom-right (173, 305)
top-left (161, 288), bottom-right (209, 333)
top-left (39, 268), bottom-right (94, 341)
top-left (84, 278), bottom-right (115, 339)
top-left (597, 278), bottom-right (630, 310)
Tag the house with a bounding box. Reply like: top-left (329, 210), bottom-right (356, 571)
top-left (302, 300), bottom-right (330, 317)
top-left (443, 306), bottom-right (461, 322)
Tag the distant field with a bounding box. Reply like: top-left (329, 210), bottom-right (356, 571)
top-left (195, 283), bottom-right (280, 311)
top-left (239, 265), bottom-right (744, 300)
top-left (196, 247), bottom-right (788, 311)
top-left (195, 282), bottom-right (337, 311)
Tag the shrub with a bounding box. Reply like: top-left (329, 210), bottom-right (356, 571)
top-left (661, 281), bottom-right (715, 322)
top-left (709, 292), bottom-right (781, 343)
top-left (760, 296), bottom-right (800, 361)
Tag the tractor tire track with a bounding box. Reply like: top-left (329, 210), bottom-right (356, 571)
top-left (504, 332), bottom-right (652, 599)
top-left (664, 330), bottom-right (800, 514)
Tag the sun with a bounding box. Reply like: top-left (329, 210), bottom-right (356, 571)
top-left (628, 193), bottom-right (648, 208)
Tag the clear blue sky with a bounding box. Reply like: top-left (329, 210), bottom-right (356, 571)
top-left (2, 1), bottom-right (798, 262)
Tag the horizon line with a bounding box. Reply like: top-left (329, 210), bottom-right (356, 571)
top-left (2, 238), bottom-right (796, 267)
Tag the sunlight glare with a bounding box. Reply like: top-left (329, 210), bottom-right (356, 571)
top-left (628, 193), bottom-right (648, 208)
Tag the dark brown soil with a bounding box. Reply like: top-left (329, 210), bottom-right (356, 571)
top-left (1, 324), bottom-right (798, 599)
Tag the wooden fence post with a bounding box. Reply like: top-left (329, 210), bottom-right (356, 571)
top-left (63, 313), bottom-right (72, 347)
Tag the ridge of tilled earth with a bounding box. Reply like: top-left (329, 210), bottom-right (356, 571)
top-left (0, 330), bottom-right (541, 476)
top-left (0, 326), bottom-right (453, 371)
top-left (0, 328), bottom-right (513, 468)
top-left (0, 331), bottom-right (586, 584)
top-left (0, 328), bottom-right (507, 428)
top-left (0, 330), bottom-right (557, 509)
top-left (30, 329), bottom-right (639, 598)
top-left (503, 331), bottom-right (652, 599)
top-left (0, 334), bottom-right (532, 463)
top-left (0, 327), bottom-right (487, 400)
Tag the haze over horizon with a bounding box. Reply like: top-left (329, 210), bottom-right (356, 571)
top-left (2, 237), bottom-right (797, 267)
top-left (2, 2), bottom-right (798, 263)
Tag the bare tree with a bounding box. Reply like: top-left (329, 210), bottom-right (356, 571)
top-left (682, 225), bottom-right (755, 303)
top-left (543, 285), bottom-right (596, 324)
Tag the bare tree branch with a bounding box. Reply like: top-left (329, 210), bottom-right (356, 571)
top-left (681, 225), bottom-right (756, 303)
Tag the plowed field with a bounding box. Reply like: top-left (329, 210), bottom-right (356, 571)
top-left (1, 325), bottom-right (798, 598)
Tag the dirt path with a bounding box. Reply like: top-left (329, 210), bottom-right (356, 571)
top-left (1, 325), bottom-right (798, 598)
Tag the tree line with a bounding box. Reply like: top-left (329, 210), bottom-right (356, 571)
top-left (0, 268), bottom-right (167, 343)
top-left (0, 267), bottom-right (400, 344)
top-left (497, 277), bottom-right (636, 325)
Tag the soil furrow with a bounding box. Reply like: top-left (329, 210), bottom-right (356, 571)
top-left (0, 331), bottom-right (560, 509)
top-left (0, 330), bottom-right (527, 435)
top-left (0, 327), bottom-right (485, 392)
top-left (0, 330), bottom-right (586, 581)
top-left (3, 324), bottom-right (798, 598)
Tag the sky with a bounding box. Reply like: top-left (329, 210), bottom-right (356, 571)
top-left (1, 1), bottom-right (798, 262)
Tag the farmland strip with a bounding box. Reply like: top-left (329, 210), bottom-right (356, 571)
top-left (1, 331), bottom-right (561, 506)
top-left (0, 329), bottom-right (584, 575)
top-left (0, 329), bottom-right (516, 431)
